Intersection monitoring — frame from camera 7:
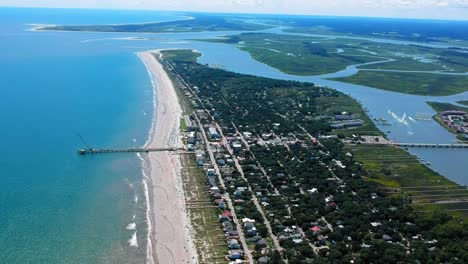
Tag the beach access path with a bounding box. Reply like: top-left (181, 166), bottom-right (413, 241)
top-left (138, 50), bottom-right (197, 264)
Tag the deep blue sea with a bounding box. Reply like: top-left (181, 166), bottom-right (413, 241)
top-left (1, 7), bottom-right (467, 264)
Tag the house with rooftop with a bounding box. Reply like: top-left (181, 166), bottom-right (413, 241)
top-left (310, 226), bottom-right (321, 233)
top-left (220, 210), bottom-right (233, 222)
top-left (256, 238), bottom-right (267, 249)
top-left (228, 250), bottom-right (242, 260)
top-left (187, 131), bottom-right (197, 144)
top-left (195, 150), bottom-right (205, 166)
top-left (232, 142), bottom-right (243, 152)
top-left (208, 126), bottom-right (220, 139)
top-left (228, 239), bottom-right (240, 249)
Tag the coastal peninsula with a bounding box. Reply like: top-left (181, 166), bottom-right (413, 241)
top-left (38, 14), bottom-right (270, 33)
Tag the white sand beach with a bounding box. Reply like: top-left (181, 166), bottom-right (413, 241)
top-left (138, 50), bottom-right (197, 264)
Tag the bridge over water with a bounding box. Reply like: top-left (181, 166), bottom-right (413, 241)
top-left (394, 143), bottom-right (468, 148)
top-left (350, 141), bottom-right (468, 149)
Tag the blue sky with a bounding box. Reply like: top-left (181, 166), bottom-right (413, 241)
top-left (2, 0), bottom-right (468, 20)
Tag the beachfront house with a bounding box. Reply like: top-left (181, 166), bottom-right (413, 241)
top-left (219, 211), bottom-right (233, 222)
top-left (228, 250), bottom-right (242, 260)
top-left (187, 131), bottom-right (197, 144)
top-left (195, 150), bottom-right (205, 166)
top-left (228, 239), bottom-right (240, 249)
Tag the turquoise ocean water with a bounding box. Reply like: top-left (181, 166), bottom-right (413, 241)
top-left (0, 7), bottom-right (186, 263)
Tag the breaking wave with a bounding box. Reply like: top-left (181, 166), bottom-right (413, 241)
top-left (129, 231), bottom-right (138, 247)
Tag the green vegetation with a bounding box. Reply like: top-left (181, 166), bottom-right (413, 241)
top-left (162, 49), bottom-right (468, 263)
top-left (160, 49), bottom-right (201, 62)
top-left (458, 100), bottom-right (468, 107)
top-left (40, 14), bottom-right (270, 33)
top-left (161, 50), bottom-right (339, 136)
top-left (203, 33), bottom-right (468, 74)
top-left (344, 144), bottom-right (468, 218)
top-left (180, 155), bottom-right (227, 263)
top-left (359, 59), bottom-right (444, 71)
top-left (331, 71), bottom-right (468, 96)
top-left (180, 118), bottom-right (187, 131)
top-left (360, 49), bottom-right (468, 73)
top-left (203, 33), bottom-right (384, 75)
top-left (427, 102), bottom-right (468, 112)
top-left (202, 32), bottom-right (468, 96)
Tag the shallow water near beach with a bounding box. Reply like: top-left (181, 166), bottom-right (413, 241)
top-left (0, 7), bottom-right (175, 263)
top-left (0, 7), bottom-right (467, 263)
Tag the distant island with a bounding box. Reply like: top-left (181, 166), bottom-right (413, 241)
top-left (38, 13), bottom-right (270, 33)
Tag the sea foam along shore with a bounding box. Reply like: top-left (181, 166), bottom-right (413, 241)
top-left (138, 50), bottom-right (198, 264)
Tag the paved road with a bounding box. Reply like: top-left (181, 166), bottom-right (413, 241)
top-left (215, 123), bottom-right (284, 254)
top-left (194, 114), bottom-right (254, 264)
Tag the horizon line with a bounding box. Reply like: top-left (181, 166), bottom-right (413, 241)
top-left (1, 5), bottom-right (468, 22)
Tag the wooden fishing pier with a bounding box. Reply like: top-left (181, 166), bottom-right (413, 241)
top-left (78, 147), bottom-right (185, 155)
top-left (75, 134), bottom-right (186, 155)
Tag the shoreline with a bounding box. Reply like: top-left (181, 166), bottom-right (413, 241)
top-left (28, 16), bottom-right (196, 32)
top-left (138, 50), bottom-right (197, 264)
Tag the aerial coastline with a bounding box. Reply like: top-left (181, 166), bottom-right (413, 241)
top-left (138, 50), bottom-right (197, 264)
top-left (2, 7), bottom-right (467, 263)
